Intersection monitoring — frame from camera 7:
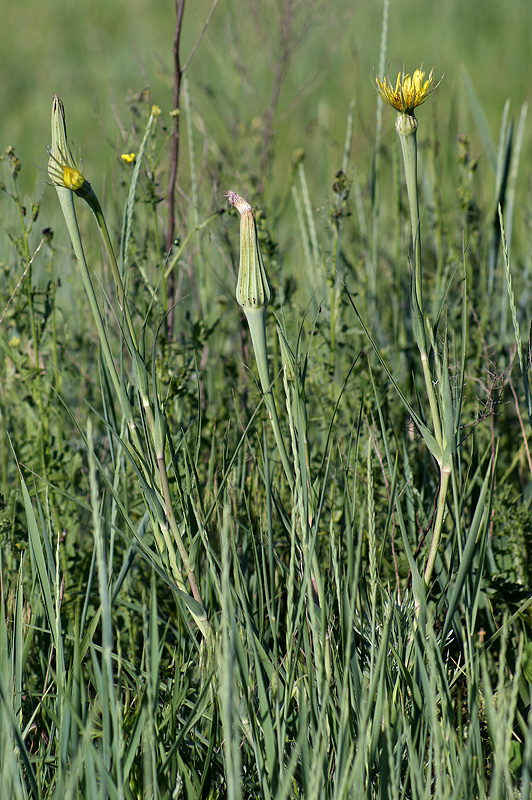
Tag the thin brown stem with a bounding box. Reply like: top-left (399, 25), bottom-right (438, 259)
top-left (166, 0), bottom-right (186, 340)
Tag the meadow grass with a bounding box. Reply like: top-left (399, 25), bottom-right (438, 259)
top-left (1, 1), bottom-right (532, 798)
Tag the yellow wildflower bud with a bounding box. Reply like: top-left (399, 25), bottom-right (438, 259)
top-left (47, 95), bottom-right (91, 198)
top-left (121, 152), bottom-right (136, 164)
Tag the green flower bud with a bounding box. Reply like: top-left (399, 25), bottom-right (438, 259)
top-left (225, 190), bottom-right (271, 311)
top-left (48, 95), bottom-right (92, 200)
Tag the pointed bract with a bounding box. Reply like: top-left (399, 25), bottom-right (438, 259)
top-left (48, 94), bottom-right (91, 197)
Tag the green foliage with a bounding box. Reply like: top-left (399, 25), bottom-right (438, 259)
top-left (2, 1), bottom-right (532, 797)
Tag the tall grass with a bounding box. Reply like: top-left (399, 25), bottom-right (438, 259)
top-left (1, 2), bottom-right (532, 798)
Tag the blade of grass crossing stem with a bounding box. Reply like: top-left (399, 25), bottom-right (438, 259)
top-left (442, 454), bottom-right (494, 642)
top-left (87, 419), bottom-right (125, 800)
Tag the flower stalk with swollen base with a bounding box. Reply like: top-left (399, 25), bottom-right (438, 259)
top-left (376, 69), bottom-right (448, 588)
top-left (226, 191), bottom-right (293, 490)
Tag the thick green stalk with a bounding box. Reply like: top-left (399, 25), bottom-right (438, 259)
top-left (423, 465), bottom-right (451, 585)
top-left (396, 111), bottom-right (450, 587)
top-left (396, 113), bottom-right (442, 450)
top-left (245, 307), bottom-right (294, 490)
top-left (396, 114), bottom-right (422, 312)
top-left (227, 190), bottom-right (294, 490)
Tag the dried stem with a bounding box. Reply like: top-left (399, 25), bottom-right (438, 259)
top-left (165, 0), bottom-right (186, 340)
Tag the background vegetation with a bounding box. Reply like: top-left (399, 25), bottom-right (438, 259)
top-left (1, 0), bottom-right (532, 797)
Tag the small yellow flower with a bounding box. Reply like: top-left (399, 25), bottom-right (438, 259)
top-left (48, 154), bottom-right (85, 191)
top-left (121, 152), bottom-right (136, 164)
top-left (151, 105), bottom-right (161, 117)
top-left (48, 95), bottom-right (90, 195)
top-left (375, 68), bottom-right (436, 114)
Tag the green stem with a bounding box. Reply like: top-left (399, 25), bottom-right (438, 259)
top-left (397, 115), bottom-right (422, 313)
top-left (397, 114), bottom-right (443, 449)
top-left (424, 464), bottom-right (451, 586)
top-left (85, 189), bottom-right (140, 352)
top-left (397, 112), bottom-right (451, 588)
top-left (245, 307), bottom-right (294, 490)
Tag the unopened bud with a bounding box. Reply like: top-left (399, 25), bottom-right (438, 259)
top-left (225, 190), bottom-right (271, 311)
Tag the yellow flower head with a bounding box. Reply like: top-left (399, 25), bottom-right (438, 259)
top-left (375, 68), bottom-right (437, 114)
top-left (48, 95), bottom-right (90, 196)
top-left (121, 152), bottom-right (136, 164)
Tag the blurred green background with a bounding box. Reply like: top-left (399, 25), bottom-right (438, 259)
top-left (3, 0), bottom-right (531, 206)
